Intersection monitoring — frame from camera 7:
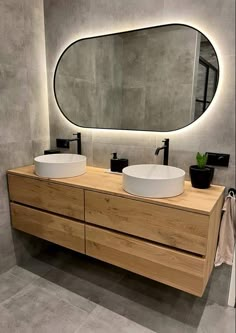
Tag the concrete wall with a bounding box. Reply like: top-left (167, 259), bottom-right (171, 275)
top-left (44, 0), bottom-right (235, 188)
top-left (0, 0), bottom-right (50, 273)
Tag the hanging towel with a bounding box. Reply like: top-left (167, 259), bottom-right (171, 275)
top-left (215, 192), bottom-right (236, 266)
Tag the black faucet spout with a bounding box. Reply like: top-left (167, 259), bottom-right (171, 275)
top-left (155, 147), bottom-right (164, 155)
top-left (155, 138), bottom-right (169, 165)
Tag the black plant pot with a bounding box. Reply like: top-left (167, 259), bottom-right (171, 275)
top-left (189, 165), bottom-right (215, 189)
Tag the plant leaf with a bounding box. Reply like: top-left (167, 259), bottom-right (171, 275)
top-left (196, 152), bottom-right (207, 168)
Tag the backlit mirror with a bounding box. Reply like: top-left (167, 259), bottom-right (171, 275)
top-left (54, 24), bottom-right (219, 131)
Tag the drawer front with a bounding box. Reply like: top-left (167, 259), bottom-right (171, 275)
top-left (86, 225), bottom-right (205, 296)
top-left (11, 203), bottom-right (85, 253)
top-left (8, 174), bottom-right (84, 220)
top-left (85, 191), bottom-right (209, 255)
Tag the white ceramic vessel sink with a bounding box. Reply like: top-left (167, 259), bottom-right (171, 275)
top-left (122, 164), bottom-right (185, 198)
top-left (34, 154), bottom-right (86, 178)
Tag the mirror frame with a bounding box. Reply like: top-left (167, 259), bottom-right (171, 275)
top-left (53, 23), bottom-right (220, 132)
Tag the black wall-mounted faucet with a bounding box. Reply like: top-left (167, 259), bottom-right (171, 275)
top-left (71, 133), bottom-right (82, 155)
top-left (155, 138), bottom-right (169, 165)
top-left (56, 132), bottom-right (82, 155)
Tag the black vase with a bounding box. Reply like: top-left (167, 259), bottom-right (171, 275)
top-left (189, 165), bottom-right (215, 189)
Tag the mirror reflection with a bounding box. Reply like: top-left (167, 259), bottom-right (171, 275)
top-left (54, 24), bottom-right (219, 131)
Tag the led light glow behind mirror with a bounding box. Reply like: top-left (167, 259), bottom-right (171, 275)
top-left (54, 24), bottom-right (219, 132)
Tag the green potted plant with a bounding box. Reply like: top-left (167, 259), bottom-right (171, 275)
top-left (189, 152), bottom-right (214, 189)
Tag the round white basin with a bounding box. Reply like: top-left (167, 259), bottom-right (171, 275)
top-left (122, 164), bottom-right (185, 198)
top-left (34, 154), bottom-right (86, 178)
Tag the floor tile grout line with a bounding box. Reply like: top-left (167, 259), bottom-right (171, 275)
top-left (0, 267), bottom-right (45, 306)
top-left (31, 275), bottom-right (97, 313)
top-left (7, 268), bottom-right (43, 283)
top-left (72, 304), bottom-right (101, 333)
top-left (16, 258), bottom-right (103, 312)
top-left (0, 275), bottom-right (96, 327)
top-left (9, 259), bottom-right (55, 282)
top-left (0, 277), bottom-right (41, 307)
top-left (0, 261), bottom-right (56, 307)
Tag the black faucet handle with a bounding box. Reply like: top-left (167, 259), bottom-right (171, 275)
top-left (162, 138), bottom-right (169, 145)
top-left (73, 133), bottom-right (81, 139)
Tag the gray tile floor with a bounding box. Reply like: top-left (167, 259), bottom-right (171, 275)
top-left (0, 245), bottom-right (235, 333)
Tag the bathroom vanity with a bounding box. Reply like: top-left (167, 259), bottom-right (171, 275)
top-left (7, 165), bottom-right (224, 296)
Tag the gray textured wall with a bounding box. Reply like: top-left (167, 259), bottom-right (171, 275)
top-left (0, 0), bottom-right (50, 273)
top-left (44, 0), bottom-right (235, 188)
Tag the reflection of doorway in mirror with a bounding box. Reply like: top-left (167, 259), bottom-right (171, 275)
top-left (195, 35), bottom-right (219, 120)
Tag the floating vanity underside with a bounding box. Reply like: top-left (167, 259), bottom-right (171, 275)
top-left (7, 165), bottom-right (225, 297)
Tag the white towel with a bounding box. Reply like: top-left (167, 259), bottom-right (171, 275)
top-left (215, 192), bottom-right (236, 266)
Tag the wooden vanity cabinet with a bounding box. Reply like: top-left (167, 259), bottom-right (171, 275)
top-left (8, 173), bottom-right (85, 253)
top-left (8, 174), bottom-right (84, 220)
top-left (11, 203), bottom-right (85, 254)
top-left (85, 190), bottom-right (209, 255)
top-left (7, 165), bottom-right (225, 297)
top-left (86, 225), bottom-right (205, 296)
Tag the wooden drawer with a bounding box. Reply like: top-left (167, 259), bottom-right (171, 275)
top-left (85, 191), bottom-right (209, 255)
top-left (86, 225), bottom-right (206, 296)
top-left (11, 203), bottom-right (85, 253)
top-left (8, 174), bottom-right (84, 220)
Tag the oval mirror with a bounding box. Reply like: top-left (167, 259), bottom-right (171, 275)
top-left (54, 24), bottom-right (219, 132)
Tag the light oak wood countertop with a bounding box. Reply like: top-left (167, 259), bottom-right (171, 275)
top-left (8, 165), bottom-right (225, 216)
